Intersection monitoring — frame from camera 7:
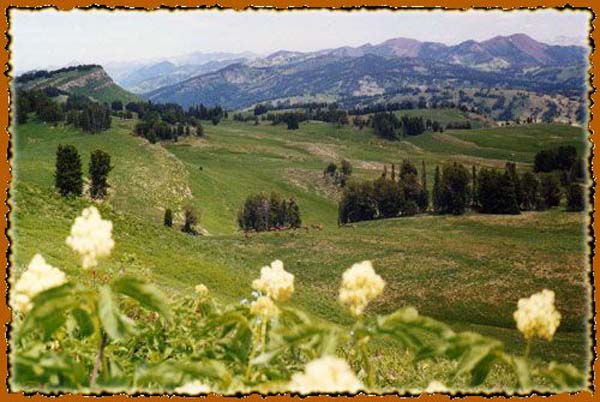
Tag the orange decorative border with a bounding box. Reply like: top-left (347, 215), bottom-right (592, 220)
top-left (0, 3), bottom-right (597, 401)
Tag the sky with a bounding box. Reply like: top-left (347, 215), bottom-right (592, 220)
top-left (10, 8), bottom-right (592, 72)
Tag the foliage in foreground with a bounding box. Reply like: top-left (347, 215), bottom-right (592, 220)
top-left (10, 206), bottom-right (586, 394)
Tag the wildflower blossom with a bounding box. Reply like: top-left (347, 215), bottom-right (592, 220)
top-left (339, 260), bottom-right (385, 316)
top-left (66, 206), bottom-right (114, 269)
top-left (425, 381), bottom-right (449, 393)
top-left (250, 296), bottom-right (280, 319)
top-left (252, 260), bottom-right (294, 301)
top-left (513, 289), bottom-right (561, 341)
top-left (174, 380), bottom-right (211, 395)
top-left (289, 355), bottom-right (363, 394)
top-left (12, 254), bottom-right (67, 313)
top-left (195, 284), bottom-right (209, 302)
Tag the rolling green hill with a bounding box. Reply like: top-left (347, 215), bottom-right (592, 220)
top-left (10, 116), bottom-right (590, 388)
top-left (15, 65), bottom-right (142, 104)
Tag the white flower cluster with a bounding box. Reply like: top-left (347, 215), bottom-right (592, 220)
top-left (339, 261), bottom-right (385, 316)
top-left (12, 254), bottom-right (67, 313)
top-left (289, 355), bottom-right (363, 394)
top-left (425, 380), bottom-right (449, 393)
top-left (252, 260), bottom-right (294, 302)
top-left (174, 380), bottom-right (211, 395)
top-left (513, 289), bottom-right (561, 341)
top-left (195, 284), bottom-right (209, 302)
top-left (250, 296), bottom-right (280, 319)
top-left (66, 206), bottom-right (114, 269)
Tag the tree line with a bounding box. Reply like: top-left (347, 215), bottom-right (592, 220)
top-left (16, 90), bottom-right (111, 133)
top-left (238, 192), bottom-right (302, 232)
top-left (339, 150), bottom-right (585, 224)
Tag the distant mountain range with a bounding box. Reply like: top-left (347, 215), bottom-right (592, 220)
top-left (139, 34), bottom-right (587, 109)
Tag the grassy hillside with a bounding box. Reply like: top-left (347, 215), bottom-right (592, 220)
top-left (16, 65), bottom-right (142, 104)
top-left (10, 117), bottom-right (590, 387)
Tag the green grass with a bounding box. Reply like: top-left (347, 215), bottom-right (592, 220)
top-left (10, 117), bottom-right (591, 387)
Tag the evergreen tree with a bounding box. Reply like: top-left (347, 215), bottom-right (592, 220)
top-left (520, 171), bottom-right (541, 211)
top-left (89, 150), bottom-right (112, 199)
top-left (539, 173), bottom-right (562, 208)
top-left (418, 160), bottom-right (429, 212)
top-left (440, 163), bottom-right (470, 215)
top-left (566, 183), bottom-right (585, 212)
top-left (55, 144), bottom-right (83, 196)
top-left (286, 198), bottom-right (302, 228)
top-left (338, 181), bottom-right (377, 224)
top-left (433, 166), bottom-right (443, 213)
top-left (164, 208), bottom-right (173, 227)
top-left (373, 176), bottom-right (404, 218)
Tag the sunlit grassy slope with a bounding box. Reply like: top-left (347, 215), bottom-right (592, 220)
top-left (10, 116), bottom-right (590, 381)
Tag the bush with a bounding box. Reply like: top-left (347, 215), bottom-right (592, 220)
top-left (89, 150), bottom-right (112, 199)
top-left (55, 144), bottom-right (83, 197)
top-left (181, 205), bottom-right (199, 235)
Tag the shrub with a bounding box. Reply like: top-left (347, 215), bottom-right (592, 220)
top-left (181, 205), bottom-right (199, 235)
top-left (55, 144), bottom-right (83, 196)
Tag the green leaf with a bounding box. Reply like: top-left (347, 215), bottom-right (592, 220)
top-left (542, 362), bottom-right (585, 390)
top-left (111, 276), bottom-right (172, 322)
top-left (71, 307), bottom-right (96, 339)
top-left (21, 284), bottom-right (78, 340)
top-left (98, 285), bottom-right (134, 341)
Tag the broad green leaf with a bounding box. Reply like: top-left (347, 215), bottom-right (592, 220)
top-left (71, 307), bottom-right (96, 339)
top-left (98, 285), bottom-right (133, 341)
top-left (111, 276), bottom-right (172, 321)
top-left (542, 362), bottom-right (585, 390)
top-left (21, 284), bottom-right (78, 340)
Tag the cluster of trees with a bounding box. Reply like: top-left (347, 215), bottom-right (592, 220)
top-left (371, 113), bottom-right (426, 139)
top-left (348, 99), bottom-right (425, 116)
top-left (339, 160), bottom-right (428, 224)
top-left (253, 101), bottom-right (333, 116)
top-left (55, 145), bottom-right (112, 199)
top-left (64, 95), bottom-right (112, 133)
top-left (135, 112), bottom-right (202, 143)
top-left (237, 192), bottom-right (301, 232)
top-left (534, 145), bottom-right (579, 173)
top-left (323, 160), bottom-right (353, 187)
top-left (16, 90), bottom-right (111, 133)
top-left (264, 107), bottom-right (350, 129)
top-left (340, 150), bottom-right (585, 224)
top-left (126, 102), bottom-right (224, 125)
top-left (164, 206), bottom-right (201, 235)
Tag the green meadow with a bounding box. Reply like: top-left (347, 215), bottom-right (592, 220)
top-left (10, 115), bottom-right (590, 388)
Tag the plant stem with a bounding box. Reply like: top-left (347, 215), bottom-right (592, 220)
top-left (90, 332), bottom-right (107, 388)
top-left (524, 339), bottom-right (531, 359)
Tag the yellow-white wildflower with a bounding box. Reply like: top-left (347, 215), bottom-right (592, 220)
top-left (195, 284), bottom-right (209, 302)
top-left (250, 296), bottom-right (280, 319)
top-left (513, 289), bottom-right (561, 341)
top-left (425, 381), bottom-right (449, 393)
top-left (66, 206), bottom-right (114, 269)
top-left (174, 380), bottom-right (211, 395)
top-left (339, 260), bottom-right (385, 316)
top-left (289, 355), bottom-right (363, 394)
top-left (251, 260), bottom-right (294, 302)
top-left (12, 254), bottom-right (67, 313)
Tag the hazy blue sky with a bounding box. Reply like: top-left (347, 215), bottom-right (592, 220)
top-left (10, 9), bottom-right (591, 72)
